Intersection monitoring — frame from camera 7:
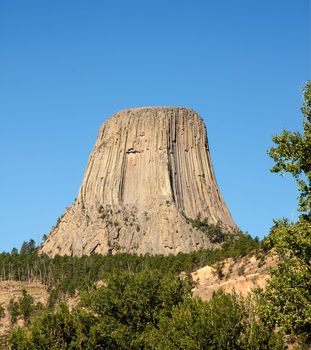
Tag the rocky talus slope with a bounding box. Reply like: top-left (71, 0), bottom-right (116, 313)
top-left (42, 107), bottom-right (236, 256)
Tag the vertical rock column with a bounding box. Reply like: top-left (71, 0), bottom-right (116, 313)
top-left (42, 107), bottom-right (236, 256)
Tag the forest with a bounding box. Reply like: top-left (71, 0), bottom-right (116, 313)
top-left (1, 82), bottom-right (310, 349)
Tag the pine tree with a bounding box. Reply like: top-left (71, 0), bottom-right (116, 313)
top-left (8, 299), bottom-right (19, 325)
top-left (19, 289), bottom-right (34, 325)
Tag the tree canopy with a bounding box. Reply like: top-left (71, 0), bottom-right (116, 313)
top-left (258, 81), bottom-right (311, 346)
top-left (268, 81), bottom-right (311, 216)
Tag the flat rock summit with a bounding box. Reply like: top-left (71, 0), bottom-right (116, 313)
top-left (42, 107), bottom-right (236, 256)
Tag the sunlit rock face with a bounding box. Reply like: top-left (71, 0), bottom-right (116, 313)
top-left (42, 107), bottom-right (236, 256)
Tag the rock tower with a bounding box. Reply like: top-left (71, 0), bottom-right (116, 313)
top-left (42, 107), bottom-right (236, 256)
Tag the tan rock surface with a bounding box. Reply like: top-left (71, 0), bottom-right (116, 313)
top-left (191, 254), bottom-right (277, 301)
top-left (42, 107), bottom-right (236, 256)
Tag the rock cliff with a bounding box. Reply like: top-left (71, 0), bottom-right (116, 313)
top-left (42, 107), bottom-right (237, 256)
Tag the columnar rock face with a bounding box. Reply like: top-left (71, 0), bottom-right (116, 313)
top-left (42, 107), bottom-right (236, 256)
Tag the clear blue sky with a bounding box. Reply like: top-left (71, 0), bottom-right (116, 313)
top-left (0, 0), bottom-right (310, 252)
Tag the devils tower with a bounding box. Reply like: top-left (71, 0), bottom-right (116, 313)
top-left (42, 107), bottom-right (236, 256)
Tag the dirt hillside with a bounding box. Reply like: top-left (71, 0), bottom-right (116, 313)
top-left (0, 281), bottom-right (48, 338)
top-left (191, 253), bottom-right (277, 300)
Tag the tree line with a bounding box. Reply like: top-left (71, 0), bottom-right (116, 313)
top-left (1, 232), bottom-right (259, 303)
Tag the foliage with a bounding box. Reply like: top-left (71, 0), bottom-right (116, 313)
top-left (10, 303), bottom-right (85, 350)
top-left (0, 304), bottom-right (5, 319)
top-left (81, 271), bottom-right (191, 348)
top-left (258, 218), bottom-right (311, 341)
top-left (18, 289), bottom-right (34, 325)
top-left (9, 272), bottom-right (190, 349)
top-left (268, 80), bottom-right (311, 216)
top-left (183, 213), bottom-right (228, 243)
top-left (20, 240), bottom-right (37, 255)
top-left (145, 291), bottom-right (284, 350)
top-left (258, 81), bottom-right (311, 347)
top-left (215, 262), bottom-right (224, 279)
top-left (10, 286), bottom-right (284, 350)
top-left (8, 299), bottom-right (20, 325)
